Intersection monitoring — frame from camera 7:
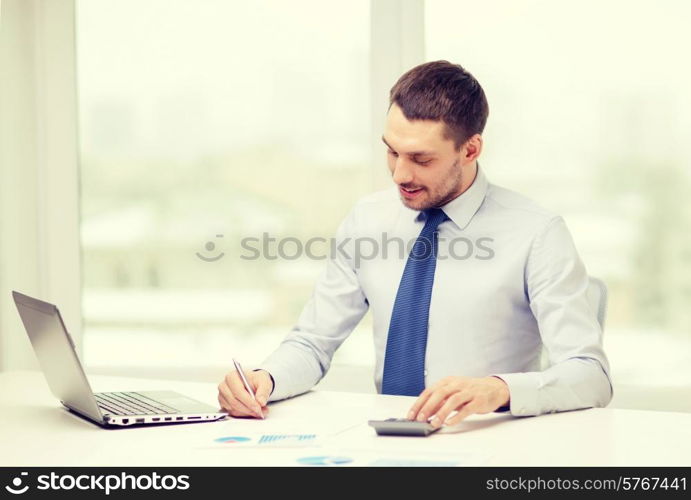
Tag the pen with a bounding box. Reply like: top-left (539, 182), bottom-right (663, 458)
top-left (232, 358), bottom-right (264, 419)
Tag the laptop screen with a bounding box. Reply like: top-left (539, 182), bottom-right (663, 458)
top-left (13, 291), bottom-right (103, 422)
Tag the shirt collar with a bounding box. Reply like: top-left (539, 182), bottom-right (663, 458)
top-left (413, 164), bottom-right (489, 230)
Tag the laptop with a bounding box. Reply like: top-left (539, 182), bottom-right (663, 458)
top-left (12, 291), bottom-right (227, 427)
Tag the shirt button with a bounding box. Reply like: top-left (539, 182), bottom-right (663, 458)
top-left (424, 370), bottom-right (428, 376)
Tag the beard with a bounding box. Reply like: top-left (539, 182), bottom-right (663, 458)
top-left (399, 159), bottom-right (463, 210)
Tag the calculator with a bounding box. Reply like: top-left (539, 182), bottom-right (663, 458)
top-left (368, 418), bottom-right (441, 437)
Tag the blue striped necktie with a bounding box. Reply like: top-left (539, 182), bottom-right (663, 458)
top-left (382, 208), bottom-right (449, 396)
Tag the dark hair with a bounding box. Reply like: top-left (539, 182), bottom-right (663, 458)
top-left (389, 60), bottom-right (489, 150)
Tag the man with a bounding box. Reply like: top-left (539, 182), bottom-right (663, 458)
top-left (217, 60), bottom-right (613, 428)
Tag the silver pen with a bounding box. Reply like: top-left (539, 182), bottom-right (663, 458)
top-left (232, 358), bottom-right (264, 419)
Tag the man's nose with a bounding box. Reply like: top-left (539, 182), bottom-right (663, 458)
top-left (391, 158), bottom-right (414, 185)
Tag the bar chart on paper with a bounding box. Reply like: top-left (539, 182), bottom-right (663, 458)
top-left (203, 415), bottom-right (362, 450)
top-left (257, 434), bottom-right (316, 444)
top-left (212, 434), bottom-right (318, 447)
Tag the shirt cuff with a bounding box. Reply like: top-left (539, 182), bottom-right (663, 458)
top-left (489, 372), bottom-right (541, 416)
top-left (252, 368), bottom-right (275, 397)
top-left (255, 357), bottom-right (297, 402)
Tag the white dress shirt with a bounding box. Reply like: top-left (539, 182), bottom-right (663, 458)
top-left (259, 166), bottom-right (613, 416)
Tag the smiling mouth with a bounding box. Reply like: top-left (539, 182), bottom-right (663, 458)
top-left (399, 186), bottom-right (424, 199)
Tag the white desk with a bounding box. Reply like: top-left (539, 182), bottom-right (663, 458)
top-left (1, 371), bottom-right (689, 466)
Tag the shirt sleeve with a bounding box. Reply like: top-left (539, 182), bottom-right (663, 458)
top-left (257, 208), bottom-right (369, 402)
top-left (491, 216), bottom-right (614, 416)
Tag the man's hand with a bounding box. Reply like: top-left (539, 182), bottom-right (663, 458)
top-left (217, 369), bottom-right (274, 419)
top-left (407, 376), bottom-right (510, 428)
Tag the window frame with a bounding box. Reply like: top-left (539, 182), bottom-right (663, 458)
top-left (0, 0), bottom-right (82, 368)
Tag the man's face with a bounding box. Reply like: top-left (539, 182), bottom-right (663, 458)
top-left (383, 103), bottom-right (474, 211)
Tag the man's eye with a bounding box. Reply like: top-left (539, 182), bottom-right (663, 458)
top-left (416, 159), bottom-right (432, 166)
top-left (387, 150), bottom-right (398, 157)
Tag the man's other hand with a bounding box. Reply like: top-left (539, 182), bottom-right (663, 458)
top-left (407, 376), bottom-right (510, 428)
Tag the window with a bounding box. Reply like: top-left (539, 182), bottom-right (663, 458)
top-left (76, 0), bottom-right (690, 399)
top-left (426, 0), bottom-right (691, 390)
top-left (77, 0), bottom-right (374, 377)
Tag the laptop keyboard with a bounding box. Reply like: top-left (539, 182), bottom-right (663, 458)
top-left (94, 392), bottom-right (179, 416)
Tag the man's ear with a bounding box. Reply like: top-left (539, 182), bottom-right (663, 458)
top-left (462, 134), bottom-right (483, 163)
